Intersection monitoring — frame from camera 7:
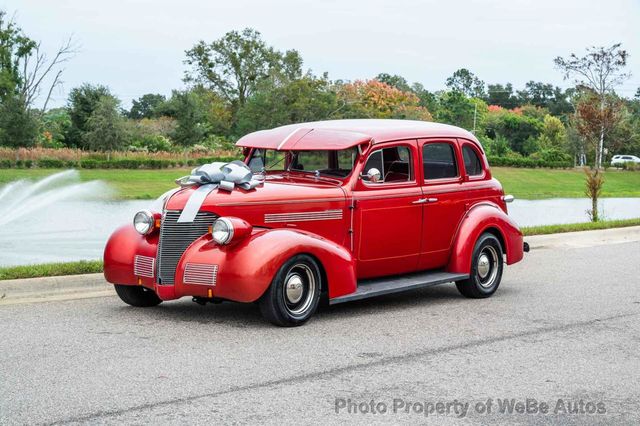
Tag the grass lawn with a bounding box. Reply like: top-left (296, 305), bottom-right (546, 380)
top-left (0, 260), bottom-right (103, 281)
top-left (521, 218), bottom-right (640, 236)
top-left (492, 167), bottom-right (640, 199)
top-left (0, 168), bottom-right (192, 200)
top-left (0, 167), bottom-right (639, 200)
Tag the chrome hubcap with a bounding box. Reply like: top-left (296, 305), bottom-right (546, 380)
top-left (477, 246), bottom-right (499, 288)
top-left (282, 263), bottom-right (317, 317)
top-left (477, 254), bottom-right (490, 279)
top-left (285, 274), bottom-right (304, 304)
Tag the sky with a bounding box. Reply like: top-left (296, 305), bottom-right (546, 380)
top-left (5, 0), bottom-right (640, 109)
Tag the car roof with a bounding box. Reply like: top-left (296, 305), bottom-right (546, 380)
top-left (236, 119), bottom-right (479, 150)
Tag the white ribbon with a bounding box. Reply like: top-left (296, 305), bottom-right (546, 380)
top-left (175, 160), bottom-right (262, 222)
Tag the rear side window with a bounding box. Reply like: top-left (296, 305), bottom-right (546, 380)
top-left (423, 143), bottom-right (458, 180)
top-left (462, 145), bottom-right (483, 176)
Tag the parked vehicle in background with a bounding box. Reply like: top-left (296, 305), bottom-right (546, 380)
top-left (104, 119), bottom-right (527, 326)
top-left (611, 155), bottom-right (640, 166)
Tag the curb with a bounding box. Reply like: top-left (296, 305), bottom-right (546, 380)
top-left (0, 273), bottom-right (113, 306)
top-left (525, 225), bottom-right (640, 249)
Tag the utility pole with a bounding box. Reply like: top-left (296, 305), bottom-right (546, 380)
top-left (472, 102), bottom-right (477, 134)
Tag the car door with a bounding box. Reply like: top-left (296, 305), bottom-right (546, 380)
top-left (353, 141), bottom-right (423, 279)
top-left (418, 138), bottom-right (466, 270)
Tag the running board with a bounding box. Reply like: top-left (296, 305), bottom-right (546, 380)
top-left (330, 271), bottom-right (469, 305)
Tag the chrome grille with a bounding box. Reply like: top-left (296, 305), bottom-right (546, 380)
top-left (134, 255), bottom-right (155, 278)
top-left (156, 210), bottom-right (217, 285)
top-left (183, 263), bottom-right (219, 286)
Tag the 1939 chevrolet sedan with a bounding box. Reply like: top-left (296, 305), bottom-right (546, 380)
top-left (104, 119), bottom-right (527, 326)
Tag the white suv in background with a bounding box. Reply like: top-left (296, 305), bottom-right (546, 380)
top-left (611, 155), bottom-right (640, 166)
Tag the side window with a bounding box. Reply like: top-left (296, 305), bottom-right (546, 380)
top-left (423, 143), bottom-right (458, 180)
top-left (462, 145), bottom-right (483, 176)
top-left (363, 146), bottom-right (412, 184)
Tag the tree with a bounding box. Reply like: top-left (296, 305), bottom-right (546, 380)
top-left (0, 10), bottom-right (74, 147)
top-left (445, 68), bottom-right (485, 98)
top-left (486, 83), bottom-right (520, 109)
top-left (40, 107), bottom-right (71, 148)
top-left (538, 114), bottom-right (567, 150)
top-left (67, 84), bottom-right (115, 147)
top-left (236, 75), bottom-right (338, 134)
top-left (436, 90), bottom-right (484, 131)
top-left (128, 93), bottom-right (166, 119)
top-left (0, 95), bottom-right (39, 147)
top-left (0, 10), bottom-right (74, 111)
top-left (375, 73), bottom-right (411, 92)
top-left (184, 28), bottom-right (301, 109)
top-left (573, 90), bottom-right (624, 165)
top-left (410, 82), bottom-right (439, 113)
top-left (516, 81), bottom-right (573, 117)
top-left (554, 43), bottom-right (629, 168)
top-left (336, 80), bottom-right (432, 121)
top-left (169, 90), bottom-right (209, 147)
top-left (485, 109), bottom-right (543, 155)
top-left (82, 96), bottom-right (128, 152)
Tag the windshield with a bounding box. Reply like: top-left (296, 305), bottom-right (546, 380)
top-left (248, 148), bottom-right (357, 178)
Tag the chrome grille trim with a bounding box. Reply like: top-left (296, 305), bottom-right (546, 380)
top-left (183, 263), bottom-right (218, 286)
top-left (134, 255), bottom-right (155, 278)
top-left (156, 210), bottom-right (217, 285)
top-left (264, 209), bottom-right (343, 223)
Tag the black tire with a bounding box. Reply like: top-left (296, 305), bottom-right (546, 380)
top-left (455, 233), bottom-right (504, 298)
top-left (259, 254), bottom-right (322, 327)
top-left (114, 284), bottom-right (163, 307)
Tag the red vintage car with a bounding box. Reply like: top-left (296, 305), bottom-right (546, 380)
top-left (104, 119), bottom-right (526, 326)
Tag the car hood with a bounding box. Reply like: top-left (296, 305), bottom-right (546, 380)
top-left (165, 178), bottom-right (346, 213)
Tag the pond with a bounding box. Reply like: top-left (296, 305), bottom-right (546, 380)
top-left (1, 197), bottom-right (638, 267)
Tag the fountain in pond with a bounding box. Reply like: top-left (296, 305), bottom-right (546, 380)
top-left (0, 170), bottom-right (113, 227)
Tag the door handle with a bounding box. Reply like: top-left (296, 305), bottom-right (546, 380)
top-left (412, 197), bottom-right (438, 205)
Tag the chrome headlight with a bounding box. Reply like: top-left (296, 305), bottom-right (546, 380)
top-left (133, 210), bottom-right (154, 235)
top-left (212, 217), bottom-right (234, 245)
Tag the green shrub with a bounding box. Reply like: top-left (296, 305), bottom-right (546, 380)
top-left (622, 162), bottom-right (640, 171)
top-left (488, 156), bottom-right (572, 169)
top-left (37, 158), bottom-right (66, 168)
top-left (129, 134), bottom-right (173, 152)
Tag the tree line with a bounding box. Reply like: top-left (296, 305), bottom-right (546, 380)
top-left (1, 11), bottom-right (639, 168)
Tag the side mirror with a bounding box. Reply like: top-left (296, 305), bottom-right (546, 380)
top-left (361, 168), bottom-right (381, 183)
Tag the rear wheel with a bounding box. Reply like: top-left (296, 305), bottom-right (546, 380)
top-left (456, 233), bottom-right (504, 298)
top-left (259, 254), bottom-right (321, 326)
top-left (114, 284), bottom-right (162, 307)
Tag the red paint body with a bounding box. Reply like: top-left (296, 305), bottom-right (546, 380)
top-left (104, 120), bottom-right (524, 303)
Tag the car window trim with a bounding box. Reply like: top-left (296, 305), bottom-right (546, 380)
top-left (460, 141), bottom-right (486, 181)
top-left (419, 138), bottom-right (463, 186)
top-left (360, 142), bottom-right (418, 189)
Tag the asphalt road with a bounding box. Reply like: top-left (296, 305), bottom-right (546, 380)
top-left (1, 241), bottom-right (639, 425)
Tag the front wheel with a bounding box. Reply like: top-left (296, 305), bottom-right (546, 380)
top-left (455, 233), bottom-right (504, 298)
top-left (259, 254), bottom-right (322, 326)
top-left (114, 284), bottom-right (162, 307)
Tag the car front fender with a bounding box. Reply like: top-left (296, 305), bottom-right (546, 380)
top-left (446, 203), bottom-right (524, 274)
top-left (173, 228), bottom-right (357, 303)
top-left (103, 224), bottom-right (158, 288)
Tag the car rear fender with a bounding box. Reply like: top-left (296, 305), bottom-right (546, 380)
top-left (446, 202), bottom-right (524, 274)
